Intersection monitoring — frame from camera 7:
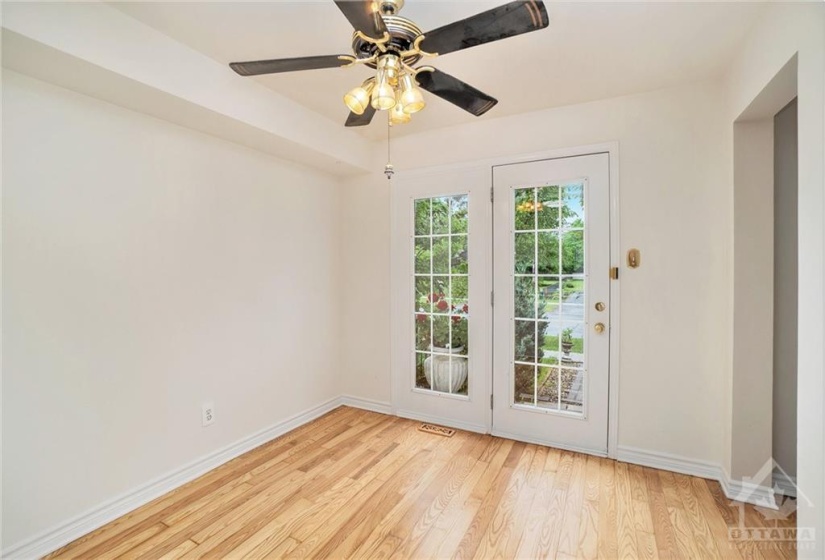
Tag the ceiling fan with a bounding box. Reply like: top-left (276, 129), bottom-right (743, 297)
top-left (229, 0), bottom-right (549, 127)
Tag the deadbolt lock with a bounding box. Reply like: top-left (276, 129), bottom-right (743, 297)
top-left (595, 302), bottom-right (606, 312)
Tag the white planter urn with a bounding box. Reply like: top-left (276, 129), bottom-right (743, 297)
top-left (424, 347), bottom-right (468, 393)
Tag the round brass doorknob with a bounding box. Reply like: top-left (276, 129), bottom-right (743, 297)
top-left (594, 323), bottom-right (605, 333)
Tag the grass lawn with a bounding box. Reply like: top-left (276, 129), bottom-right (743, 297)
top-left (538, 278), bottom-right (585, 309)
top-left (543, 334), bottom-right (584, 354)
top-left (562, 278), bottom-right (584, 297)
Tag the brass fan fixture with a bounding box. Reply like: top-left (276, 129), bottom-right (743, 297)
top-left (229, 0), bottom-right (549, 127)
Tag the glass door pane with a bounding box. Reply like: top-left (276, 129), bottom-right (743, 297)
top-left (413, 195), bottom-right (469, 395)
top-left (512, 182), bottom-right (586, 414)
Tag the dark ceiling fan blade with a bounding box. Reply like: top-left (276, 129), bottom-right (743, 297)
top-left (333, 0), bottom-right (388, 41)
top-left (229, 55), bottom-right (349, 76)
top-left (345, 105), bottom-right (377, 127)
top-left (416, 69), bottom-right (498, 117)
top-left (420, 0), bottom-right (549, 57)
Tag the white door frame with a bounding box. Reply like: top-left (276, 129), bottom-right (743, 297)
top-left (390, 141), bottom-right (621, 458)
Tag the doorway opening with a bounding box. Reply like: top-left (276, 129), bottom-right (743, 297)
top-left (772, 98), bottom-right (798, 496)
top-left (731, 54), bottom-right (798, 504)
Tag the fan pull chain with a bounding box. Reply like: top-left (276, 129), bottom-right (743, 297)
top-left (384, 111), bottom-right (394, 180)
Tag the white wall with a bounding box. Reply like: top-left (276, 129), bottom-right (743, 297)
top-left (341, 80), bottom-right (731, 465)
top-left (339, 173), bottom-right (391, 405)
top-left (2, 71), bottom-right (342, 548)
top-left (724, 4), bottom-right (824, 554)
top-left (731, 119), bottom-right (774, 479)
top-left (1, 1), bottom-right (374, 173)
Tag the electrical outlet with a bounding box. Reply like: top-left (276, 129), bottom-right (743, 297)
top-left (202, 402), bottom-right (215, 427)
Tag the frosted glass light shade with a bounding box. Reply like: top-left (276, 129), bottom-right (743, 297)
top-left (399, 74), bottom-right (425, 114)
top-left (390, 103), bottom-right (411, 125)
top-left (344, 83), bottom-right (373, 115)
top-left (371, 81), bottom-right (397, 110)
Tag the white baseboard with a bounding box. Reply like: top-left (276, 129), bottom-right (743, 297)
top-left (617, 445), bottom-right (777, 510)
top-left (394, 408), bottom-right (488, 435)
top-left (617, 445), bottom-right (723, 480)
top-left (339, 394), bottom-right (392, 415)
top-left (2, 396), bottom-right (342, 560)
top-left (773, 471), bottom-right (797, 498)
top-left (721, 473), bottom-right (778, 510)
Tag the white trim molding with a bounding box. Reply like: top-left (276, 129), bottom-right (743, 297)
top-left (617, 445), bottom-right (723, 480)
top-left (606, 144), bottom-right (621, 459)
top-left (2, 397), bottom-right (343, 560)
top-left (720, 473), bottom-right (779, 510)
top-left (339, 395), bottom-right (393, 415)
top-left (773, 472), bottom-right (797, 498)
top-left (617, 445), bottom-right (777, 509)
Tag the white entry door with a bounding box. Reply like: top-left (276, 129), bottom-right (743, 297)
top-left (391, 168), bottom-right (492, 433)
top-left (492, 154), bottom-right (611, 454)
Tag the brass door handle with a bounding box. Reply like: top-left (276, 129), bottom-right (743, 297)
top-left (594, 323), bottom-right (605, 334)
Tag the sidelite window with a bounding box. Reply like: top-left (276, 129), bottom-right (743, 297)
top-left (413, 195), bottom-right (469, 396)
top-left (512, 182), bottom-right (585, 414)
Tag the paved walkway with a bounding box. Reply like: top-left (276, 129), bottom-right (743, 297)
top-left (542, 289), bottom-right (585, 337)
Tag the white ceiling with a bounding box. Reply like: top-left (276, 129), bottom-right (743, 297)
top-left (112, 1), bottom-right (766, 140)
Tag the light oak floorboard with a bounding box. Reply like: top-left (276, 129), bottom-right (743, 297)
top-left (46, 408), bottom-right (796, 559)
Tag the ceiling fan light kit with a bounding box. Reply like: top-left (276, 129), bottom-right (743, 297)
top-left (371, 54), bottom-right (400, 110)
top-left (229, 0), bottom-right (550, 128)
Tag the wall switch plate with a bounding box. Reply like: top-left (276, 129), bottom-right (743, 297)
top-left (627, 248), bottom-right (641, 268)
top-left (202, 402), bottom-right (215, 427)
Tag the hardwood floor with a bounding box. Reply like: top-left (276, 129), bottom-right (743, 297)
top-left (46, 407), bottom-right (797, 559)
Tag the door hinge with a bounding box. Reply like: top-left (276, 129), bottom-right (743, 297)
top-left (490, 394), bottom-right (494, 409)
top-left (490, 186), bottom-right (494, 203)
top-left (490, 290), bottom-right (494, 306)
top-left (610, 266), bottom-right (619, 280)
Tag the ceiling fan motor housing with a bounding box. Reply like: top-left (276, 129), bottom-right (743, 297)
top-left (351, 15), bottom-right (423, 67)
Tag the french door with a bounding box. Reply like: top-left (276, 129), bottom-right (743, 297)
top-left (492, 153), bottom-right (611, 454)
top-left (392, 152), bottom-right (612, 453)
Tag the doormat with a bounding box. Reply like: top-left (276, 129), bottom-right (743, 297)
top-left (418, 423), bottom-right (455, 437)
